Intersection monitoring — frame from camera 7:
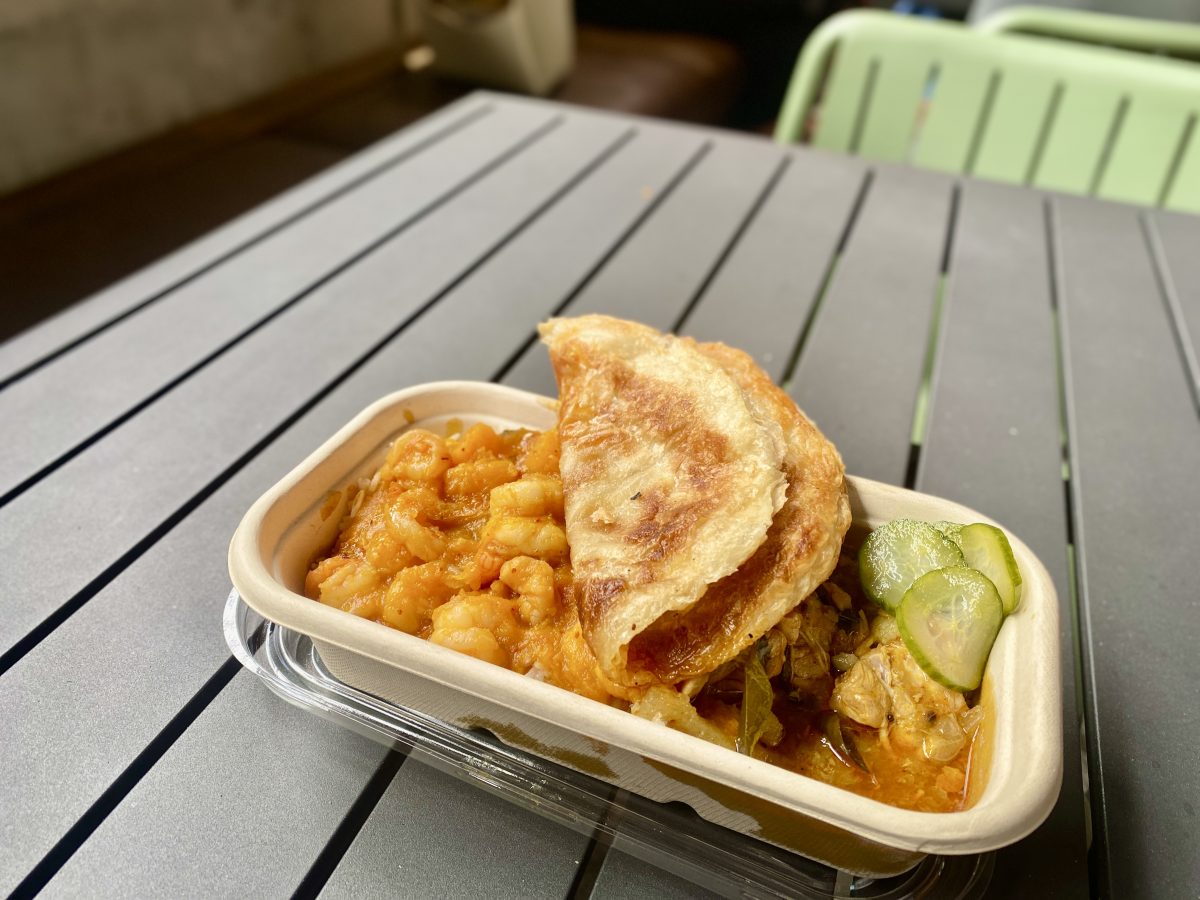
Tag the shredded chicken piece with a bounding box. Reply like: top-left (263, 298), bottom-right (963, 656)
top-left (831, 637), bottom-right (972, 762)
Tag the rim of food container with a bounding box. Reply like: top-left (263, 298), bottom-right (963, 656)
top-left (227, 380), bottom-right (1063, 856)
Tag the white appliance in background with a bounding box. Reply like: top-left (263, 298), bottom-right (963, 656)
top-left (417, 0), bottom-right (575, 95)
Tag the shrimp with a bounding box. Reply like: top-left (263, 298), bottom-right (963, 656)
top-left (489, 474), bottom-right (564, 518)
top-left (429, 591), bottom-right (521, 667)
top-left (446, 423), bottom-right (503, 465)
top-left (444, 458), bottom-right (519, 497)
top-left (499, 556), bottom-right (557, 625)
top-left (475, 515), bottom-right (568, 582)
top-left (384, 430), bottom-right (452, 483)
top-left (382, 562), bottom-right (453, 634)
top-left (313, 558), bottom-right (384, 619)
top-left (384, 487), bottom-right (445, 562)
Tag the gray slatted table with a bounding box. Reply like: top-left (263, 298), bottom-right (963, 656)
top-left (2, 92), bottom-right (1196, 899)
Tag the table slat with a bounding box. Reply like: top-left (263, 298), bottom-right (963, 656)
top-left (1148, 209), bottom-right (1200, 406)
top-left (40, 674), bottom-right (389, 898)
top-left (917, 179), bottom-right (1087, 895)
top-left (589, 841), bottom-right (723, 900)
top-left (1054, 195), bottom-right (1200, 898)
top-left (0, 120), bottom-right (699, 892)
top-left (318, 754), bottom-right (590, 899)
top-left (680, 148), bottom-right (867, 381)
top-left (0, 113), bottom-right (622, 662)
top-left (789, 164), bottom-right (954, 484)
top-left (501, 136), bottom-right (786, 395)
top-left (0, 97), bottom-right (487, 386)
top-left (2, 93), bottom-right (1152, 899)
top-left (0, 105), bottom-right (547, 501)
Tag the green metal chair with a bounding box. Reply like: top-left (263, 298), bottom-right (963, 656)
top-left (977, 6), bottom-right (1200, 61)
top-left (774, 10), bottom-right (1200, 213)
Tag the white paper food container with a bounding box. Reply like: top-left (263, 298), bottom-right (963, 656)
top-left (228, 381), bottom-right (1062, 877)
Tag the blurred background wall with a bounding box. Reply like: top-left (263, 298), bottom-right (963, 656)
top-left (0, 0), bottom-right (402, 194)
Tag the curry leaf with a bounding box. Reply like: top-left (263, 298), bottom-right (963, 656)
top-left (738, 649), bottom-right (774, 755)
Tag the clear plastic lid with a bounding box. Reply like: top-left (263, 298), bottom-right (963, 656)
top-left (224, 590), bottom-right (993, 899)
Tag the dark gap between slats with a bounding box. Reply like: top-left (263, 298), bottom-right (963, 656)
top-left (0, 104), bottom-right (494, 395)
top-left (0, 126), bottom-right (634, 683)
top-left (1141, 214), bottom-right (1200, 417)
top-left (566, 785), bottom-right (623, 899)
top-left (4, 121), bottom-right (638, 900)
top-left (1043, 198), bottom-right (1103, 889)
top-left (490, 141), bottom-right (712, 383)
top-left (290, 749), bottom-right (408, 900)
top-left (1157, 113), bottom-right (1198, 209)
top-left (0, 115), bottom-right (564, 513)
top-left (905, 182), bottom-right (960, 490)
top-left (963, 70), bottom-right (1001, 178)
top-left (778, 168), bottom-right (874, 393)
top-left (671, 155), bottom-right (792, 334)
top-left (1024, 83), bottom-right (1064, 187)
top-left (848, 59), bottom-right (880, 156)
top-left (903, 64), bottom-right (940, 166)
top-left (1088, 96), bottom-right (1129, 197)
top-left (8, 647), bottom-right (256, 900)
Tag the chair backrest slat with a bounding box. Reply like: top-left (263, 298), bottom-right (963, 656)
top-left (1032, 81), bottom-right (1124, 196)
top-left (857, 53), bottom-right (933, 162)
top-left (970, 68), bottom-right (1057, 184)
top-left (778, 10), bottom-right (1200, 211)
top-left (912, 58), bottom-right (995, 175)
top-left (1164, 120), bottom-right (1200, 213)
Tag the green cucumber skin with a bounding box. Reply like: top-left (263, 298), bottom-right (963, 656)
top-left (897, 566), bottom-right (1004, 692)
top-left (858, 519), bottom-right (965, 611)
top-left (956, 523), bottom-right (1023, 615)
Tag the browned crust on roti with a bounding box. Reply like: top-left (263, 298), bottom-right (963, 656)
top-left (541, 316), bottom-right (787, 682)
top-left (625, 340), bottom-right (851, 682)
top-left (559, 358), bottom-right (735, 608)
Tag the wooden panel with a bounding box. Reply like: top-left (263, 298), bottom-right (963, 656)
top-left (1149, 210), bottom-right (1200, 405)
top-left (42, 673), bottom-right (391, 897)
top-left (917, 179), bottom-right (1087, 896)
top-left (318, 755), bottom-right (589, 899)
top-left (971, 69), bottom-right (1057, 185)
top-left (1098, 102), bottom-right (1195, 208)
top-left (680, 149), bottom-right (866, 382)
top-left (0, 122), bottom-right (700, 894)
top-left (0, 114), bottom-right (624, 662)
top-left (501, 136), bottom-right (785, 396)
top-left (0, 104), bottom-right (550, 501)
top-left (1034, 82), bottom-right (1122, 196)
top-left (1054, 195), bottom-right (1200, 898)
top-left (0, 98), bottom-right (489, 386)
top-left (788, 165), bottom-right (955, 484)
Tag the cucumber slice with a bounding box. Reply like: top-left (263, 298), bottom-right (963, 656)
top-left (933, 521), bottom-right (964, 543)
top-left (897, 567), bottom-right (1004, 692)
top-left (955, 523), bottom-right (1023, 615)
top-left (859, 519), bottom-right (966, 611)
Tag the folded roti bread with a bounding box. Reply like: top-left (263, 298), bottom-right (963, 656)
top-left (538, 316), bottom-right (788, 682)
top-left (624, 340), bottom-right (852, 683)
